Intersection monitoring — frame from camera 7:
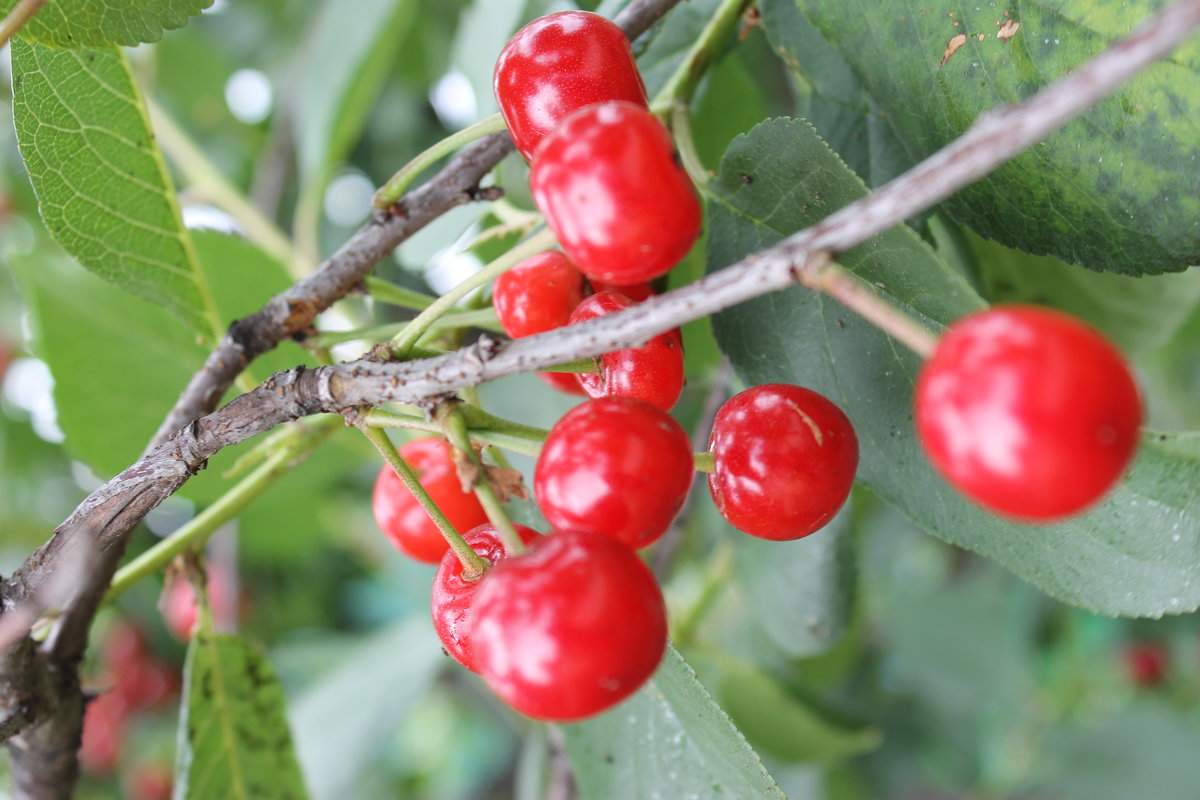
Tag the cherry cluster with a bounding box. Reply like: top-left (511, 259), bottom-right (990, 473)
top-left (368, 11), bottom-right (1145, 723)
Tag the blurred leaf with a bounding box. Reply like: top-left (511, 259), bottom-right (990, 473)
top-left (971, 230), bottom-right (1200, 355)
top-left (176, 631), bottom-right (309, 800)
top-left (718, 666), bottom-right (879, 764)
top-left (561, 644), bottom-right (786, 800)
top-left (733, 505), bottom-right (854, 658)
top-left (288, 618), bottom-right (444, 800)
top-left (636, 0), bottom-right (723, 98)
top-left (691, 42), bottom-right (769, 174)
top-left (1037, 702), bottom-right (1200, 800)
top-left (10, 40), bottom-right (217, 336)
top-left (794, 0), bottom-right (1200, 275)
top-left (294, 0), bottom-right (415, 186)
top-left (708, 118), bottom-right (1200, 616)
top-left (0, 0), bottom-right (209, 48)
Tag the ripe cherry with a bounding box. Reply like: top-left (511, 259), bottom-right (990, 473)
top-left (708, 384), bottom-right (859, 540)
top-left (915, 305), bottom-right (1141, 521)
top-left (373, 438), bottom-right (490, 563)
top-left (494, 11), bottom-right (647, 161)
top-left (567, 291), bottom-right (684, 411)
top-left (471, 530), bottom-right (667, 721)
top-left (161, 567), bottom-right (237, 642)
top-left (493, 250), bottom-right (587, 395)
top-left (79, 691), bottom-right (126, 774)
top-left (589, 278), bottom-right (655, 302)
top-left (530, 101), bottom-right (701, 285)
top-left (430, 523), bottom-right (540, 673)
top-left (535, 397), bottom-right (692, 549)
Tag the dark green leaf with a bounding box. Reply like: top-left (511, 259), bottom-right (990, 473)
top-left (708, 119), bottom-right (1200, 616)
top-left (733, 505), bottom-right (854, 658)
top-left (561, 645), bottom-right (786, 800)
top-left (0, 0), bottom-right (209, 48)
top-left (176, 631), bottom-right (309, 799)
top-left (11, 40), bottom-right (217, 335)
top-left (792, 0), bottom-right (1200, 275)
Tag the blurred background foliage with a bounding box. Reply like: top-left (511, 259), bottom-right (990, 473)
top-left (0, 0), bottom-right (1197, 798)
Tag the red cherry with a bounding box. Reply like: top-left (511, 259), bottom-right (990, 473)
top-left (471, 530), bottom-right (667, 721)
top-left (567, 291), bottom-right (684, 411)
top-left (1125, 641), bottom-right (1168, 688)
top-left (162, 568), bottom-right (237, 642)
top-left (494, 11), bottom-right (647, 161)
top-left (373, 438), bottom-right (490, 563)
top-left (101, 619), bottom-right (149, 674)
top-left (430, 523), bottom-right (541, 673)
top-left (493, 250), bottom-right (588, 395)
top-left (530, 101), bottom-right (701, 285)
top-left (915, 305), bottom-right (1141, 521)
top-left (79, 691), bottom-right (126, 774)
top-left (535, 397), bottom-right (692, 549)
top-left (589, 278), bottom-right (655, 302)
top-left (708, 384), bottom-right (859, 540)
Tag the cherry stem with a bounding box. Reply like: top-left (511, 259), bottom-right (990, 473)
top-left (362, 276), bottom-right (438, 311)
top-left (437, 404), bottom-right (527, 558)
top-left (669, 103), bottom-right (711, 189)
top-left (373, 113), bottom-right (508, 209)
top-left (106, 416), bottom-right (341, 604)
top-left (650, 0), bottom-right (752, 113)
top-left (799, 252), bottom-right (940, 359)
top-left (389, 227), bottom-right (558, 358)
top-left (693, 451), bottom-right (715, 474)
top-left (359, 423), bottom-right (489, 579)
top-left (307, 309), bottom-right (504, 349)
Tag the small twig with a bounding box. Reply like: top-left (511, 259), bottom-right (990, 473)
top-left (0, 0), bottom-right (46, 50)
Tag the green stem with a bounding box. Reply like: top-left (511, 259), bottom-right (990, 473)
top-left (374, 113), bottom-right (508, 209)
top-left (106, 416), bottom-right (340, 603)
top-left (359, 424), bottom-right (488, 578)
top-left (670, 103), bottom-right (712, 189)
top-left (364, 276), bottom-right (438, 311)
top-left (0, 0), bottom-right (46, 49)
top-left (650, 0), bottom-right (752, 113)
top-left (389, 228), bottom-right (557, 358)
top-left (439, 405), bottom-right (526, 557)
top-left (147, 99), bottom-right (302, 276)
top-left (308, 308), bottom-right (503, 348)
top-left (672, 543), bottom-right (734, 645)
top-left (693, 451), bottom-right (715, 474)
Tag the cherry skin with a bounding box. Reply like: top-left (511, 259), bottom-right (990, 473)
top-left (161, 567), bottom-right (237, 642)
top-left (567, 291), bottom-right (684, 411)
top-left (530, 101), bottom-right (701, 285)
top-left (914, 304), bottom-right (1141, 521)
top-left (430, 523), bottom-right (541, 673)
top-left (471, 530), bottom-right (667, 721)
top-left (535, 397), bottom-right (692, 549)
top-left (1125, 640), bottom-right (1168, 688)
top-left (79, 691), bottom-right (126, 774)
top-left (493, 250), bottom-right (587, 395)
top-left (708, 384), bottom-right (859, 540)
top-left (494, 11), bottom-right (647, 161)
top-left (589, 277), bottom-right (655, 303)
top-left (373, 438), bottom-right (490, 563)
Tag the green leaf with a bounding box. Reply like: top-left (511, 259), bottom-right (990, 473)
top-left (970, 230), bottom-right (1200, 356)
top-left (294, 0), bottom-right (415, 186)
top-left (708, 118), bottom-right (1200, 617)
top-left (288, 619), bottom-right (444, 800)
top-left (176, 631), bottom-right (309, 800)
top-left (718, 667), bottom-right (880, 764)
top-left (0, 0), bottom-right (210, 48)
top-left (791, 0), bottom-right (1200, 275)
top-left (733, 506), bottom-right (854, 658)
top-left (561, 645), bottom-right (786, 800)
top-left (11, 40), bottom-right (217, 336)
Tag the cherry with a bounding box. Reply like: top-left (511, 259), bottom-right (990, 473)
top-left (589, 278), bottom-right (655, 303)
top-left (493, 250), bottom-right (587, 395)
top-left (915, 305), bottom-right (1141, 521)
top-left (567, 291), bottom-right (684, 411)
top-left (373, 438), bottom-right (490, 563)
top-left (530, 101), bottom-right (701, 285)
top-left (1124, 640), bottom-right (1168, 688)
top-left (471, 530), bottom-right (667, 721)
top-left (535, 397), bottom-right (692, 549)
top-left (708, 384), bottom-right (859, 540)
top-left (79, 690), bottom-right (126, 774)
top-left (430, 523), bottom-right (541, 673)
top-left (494, 11), bottom-right (647, 162)
top-left (161, 567), bottom-right (237, 642)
